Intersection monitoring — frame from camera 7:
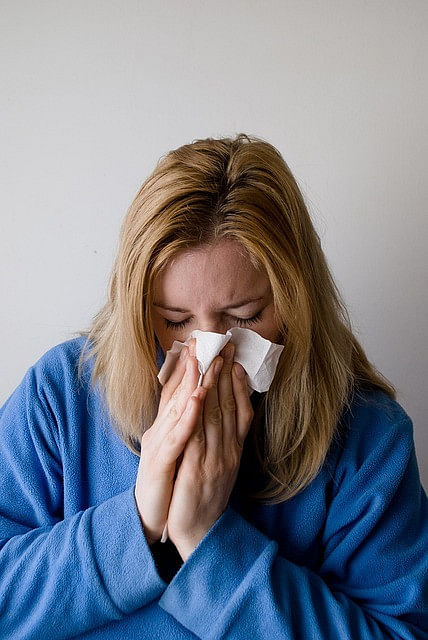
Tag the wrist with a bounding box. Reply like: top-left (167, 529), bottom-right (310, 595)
top-left (145, 530), bottom-right (161, 547)
top-left (174, 537), bottom-right (200, 562)
top-left (176, 545), bottom-right (192, 562)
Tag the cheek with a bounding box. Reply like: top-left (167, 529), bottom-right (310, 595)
top-left (154, 324), bottom-right (189, 353)
top-left (260, 309), bottom-right (282, 343)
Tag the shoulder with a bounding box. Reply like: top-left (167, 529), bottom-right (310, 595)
top-left (29, 335), bottom-right (94, 399)
top-left (342, 386), bottom-right (413, 436)
top-left (1, 336), bottom-right (94, 455)
top-left (332, 387), bottom-right (415, 485)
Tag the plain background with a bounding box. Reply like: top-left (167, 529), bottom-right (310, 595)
top-left (1, 1), bottom-right (427, 489)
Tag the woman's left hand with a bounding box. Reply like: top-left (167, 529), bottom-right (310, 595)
top-left (166, 339), bottom-right (254, 561)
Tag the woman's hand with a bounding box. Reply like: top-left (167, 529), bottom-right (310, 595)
top-left (166, 340), bottom-right (255, 561)
top-left (134, 338), bottom-right (206, 546)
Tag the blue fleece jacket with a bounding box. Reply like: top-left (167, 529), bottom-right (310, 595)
top-left (0, 336), bottom-right (427, 639)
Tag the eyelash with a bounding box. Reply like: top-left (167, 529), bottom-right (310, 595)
top-left (164, 310), bottom-right (263, 330)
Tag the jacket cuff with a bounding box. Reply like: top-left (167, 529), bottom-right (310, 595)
top-left (90, 485), bottom-right (167, 614)
top-left (158, 505), bottom-right (276, 637)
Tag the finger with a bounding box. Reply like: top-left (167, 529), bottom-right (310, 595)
top-left (180, 385), bottom-right (207, 460)
top-left (158, 344), bottom-right (189, 415)
top-left (231, 361), bottom-right (254, 448)
top-left (162, 384), bottom-right (207, 465)
top-left (217, 341), bottom-right (237, 453)
top-left (200, 354), bottom-right (224, 460)
top-left (160, 342), bottom-right (200, 428)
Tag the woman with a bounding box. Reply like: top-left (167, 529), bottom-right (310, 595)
top-left (0, 133), bottom-right (426, 639)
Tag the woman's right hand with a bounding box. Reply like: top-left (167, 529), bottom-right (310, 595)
top-left (134, 338), bottom-right (206, 545)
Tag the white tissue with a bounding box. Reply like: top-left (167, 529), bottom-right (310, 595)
top-left (157, 327), bottom-right (284, 394)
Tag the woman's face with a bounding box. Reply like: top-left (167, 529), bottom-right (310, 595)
top-left (152, 239), bottom-right (282, 354)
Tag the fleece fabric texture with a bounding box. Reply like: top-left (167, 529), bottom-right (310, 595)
top-left (0, 336), bottom-right (427, 640)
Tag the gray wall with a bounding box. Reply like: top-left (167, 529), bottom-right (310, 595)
top-left (1, 1), bottom-right (427, 488)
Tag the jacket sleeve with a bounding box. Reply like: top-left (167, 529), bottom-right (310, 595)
top-left (158, 415), bottom-right (428, 639)
top-left (0, 367), bottom-right (167, 640)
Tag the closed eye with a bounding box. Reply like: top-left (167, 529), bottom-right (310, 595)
top-left (164, 310), bottom-right (263, 330)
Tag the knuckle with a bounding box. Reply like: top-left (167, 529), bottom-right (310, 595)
top-left (221, 396), bottom-right (236, 413)
top-left (167, 402), bottom-right (181, 421)
top-left (207, 405), bottom-right (222, 425)
top-left (193, 427), bottom-right (205, 442)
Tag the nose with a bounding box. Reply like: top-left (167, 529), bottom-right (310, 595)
top-left (196, 321), bottom-right (228, 335)
top-left (190, 323), bottom-right (234, 360)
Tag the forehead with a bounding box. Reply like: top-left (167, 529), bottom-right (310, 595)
top-left (154, 240), bottom-right (269, 302)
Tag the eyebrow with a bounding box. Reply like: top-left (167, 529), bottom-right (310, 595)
top-left (153, 295), bottom-right (266, 313)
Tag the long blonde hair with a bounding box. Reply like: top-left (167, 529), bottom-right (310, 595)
top-left (75, 132), bottom-right (396, 504)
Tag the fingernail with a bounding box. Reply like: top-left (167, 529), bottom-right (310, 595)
top-left (233, 362), bottom-right (245, 379)
top-left (189, 339), bottom-right (196, 357)
top-left (195, 387), bottom-right (206, 400)
top-left (225, 343), bottom-right (235, 362)
top-left (180, 346), bottom-right (188, 361)
top-left (214, 357), bottom-right (223, 376)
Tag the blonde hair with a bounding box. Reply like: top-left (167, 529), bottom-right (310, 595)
top-left (75, 132), bottom-right (396, 504)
